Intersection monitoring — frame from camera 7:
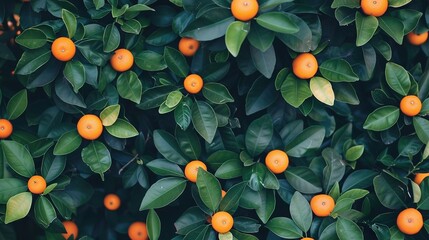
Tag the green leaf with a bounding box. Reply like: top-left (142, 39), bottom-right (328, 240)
top-left (345, 145), bottom-right (365, 161)
top-left (100, 104), bottom-right (120, 126)
top-left (337, 189), bottom-right (369, 203)
top-left (265, 217), bottom-right (303, 239)
top-left (164, 46), bottom-right (189, 78)
top-left (105, 118), bottom-right (139, 138)
top-left (255, 12), bottom-right (299, 34)
top-left (175, 127), bottom-right (201, 160)
top-left (6, 89), bottom-right (27, 120)
top-left (355, 12), bottom-right (378, 47)
top-left (2, 140), bottom-right (35, 178)
top-left (373, 173), bottom-right (407, 209)
top-left (225, 21), bottom-right (250, 57)
top-left (290, 191), bottom-right (312, 233)
top-left (81, 141), bottom-right (112, 180)
top-left (174, 102), bottom-right (192, 130)
top-left (146, 159), bottom-right (184, 177)
top-left (363, 106), bottom-right (400, 131)
top-left (140, 177), bottom-right (187, 210)
top-left (215, 159), bottom-right (243, 179)
top-left (153, 130), bottom-right (188, 165)
top-left (284, 166), bottom-right (323, 194)
top-left (93, 0), bottom-right (105, 9)
top-left (219, 182), bottom-right (247, 212)
top-left (15, 47), bottom-right (51, 75)
top-left (246, 76), bottom-right (278, 115)
top-left (255, 189), bottom-right (276, 224)
top-left (182, 11), bottom-right (234, 41)
top-left (331, 0), bottom-right (360, 8)
top-left (250, 45), bottom-right (276, 79)
top-left (135, 50), bottom-right (167, 71)
top-left (247, 23), bottom-right (275, 52)
top-left (138, 85), bottom-right (177, 110)
top-left (191, 101), bottom-right (218, 143)
top-left (117, 71), bottom-right (142, 104)
top-left (196, 169), bottom-right (222, 212)
top-left (285, 125), bottom-right (325, 157)
top-left (245, 114), bottom-right (273, 157)
top-left (0, 178), bottom-right (27, 204)
top-left (41, 153), bottom-right (66, 183)
top-left (15, 28), bottom-right (47, 49)
top-left (147, 209), bottom-right (161, 240)
top-left (385, 62), bottom-right (411, 96)
top-left (64, 60), bottom-right (86, 93)
top-left (34, 196), bottom-right (56, 228)
top-left (310, 77), bottom-right (335, 106)
top-left (418, 178), bottom-right (429, 210)
top-left (103, 23), bottom-right (120, 53)
top-left (281, 74), bottom-right (312, 108)
top-left (379, 16), bottom-right (404, 45)
top-left (202, 83), bottom-right (234, 104)
top-left (5, 192), bottom-right (32, 224)
top-left (62, 9), bottom-right (77, 38)
top-left (53, 129), bottom-right (82, 155)
top-left (414, 117), bottom-right (429, 143)
top-left (165, 91), bottom-right (183, 109)
top-left (319, 59), bottom-right (359, 82)
top-left (322, 148), bottom-right (346, 193)
top-left (336, 217), bottom-right (364, 240)
top-left (122, 19), bottom-right (142, 34)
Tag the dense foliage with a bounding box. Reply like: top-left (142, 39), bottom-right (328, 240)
top-left (1, 0), bottom-right (429, 239)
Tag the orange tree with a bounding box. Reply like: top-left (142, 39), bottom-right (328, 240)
top-left (1, 0), bottom-right (429, 239)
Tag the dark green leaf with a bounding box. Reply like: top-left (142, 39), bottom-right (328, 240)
top-left (245, 114), bottom-right (273, 157)
top-left (2, 140), bottom-right (35, 178)
top-left (81, 141), bottom-right (112, 180)
top-left (196, 169), bottom-right (221, 212)
top-left (363, 106), bottom-right (400, 131)
top-left (164, 46), bottom-right (189, 78)
top-left (140, 177), bottom-right (187, 210)
top-left (6, 89), bottom-right (28, 120)
top-left (191, 101), bottom-right (218, 143)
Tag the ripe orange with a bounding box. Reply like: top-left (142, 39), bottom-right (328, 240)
top-left (400, 95), bottom-right (422, 117)
top-left (396, 208), bottom-right (423, 235)
top-left (77, 114), bottom-right (103, 140)
top-left (211, 211), bottom-right (234, 234)
top-left (407, 31), bottom-right (429, 46)
top-left (110, 48), bottom-right (134, 72)
top-left (27, 175), bottom-right (47, 194)
top-left (292, 52), bottom-right (318, 79)
top-left (183, 74), bottom-right (204, 94)
top-left (0, 119), bottom-right (13, 139)
top-left (360, 0), bottom-right (388, 17)
top-left (230, 0), bottom-right (259, 21)
top-left (128, 221), bottom-right (148, 240)
top-left (51, 37), bottom-right (76, 62)
top-left (221, 190), bottom-right (227, 198)
top-left (265, 149), bottom-right (289, 174)
top-left (184, 160), bottom-right (207, 183)
top-left (310, 194), bottom-right (335, 217)
top-left (104, 193), bottom-right (121, 211)
top-left (414, 173), bottom-right (429, 185)
top-left (301, 238), bottom-right (314, 240)
top-left (178, 37), bottom-right (200, 57)
top-left (62, 220), bottom-right (79, 240)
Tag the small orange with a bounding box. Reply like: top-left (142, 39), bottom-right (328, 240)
top-left (110, 48), bottom-right (134, 72)
top-left (407, 31), bottom-right (429, 46)
top-left (230, 0), bottom-right (259, 21)
top-left (62, 220), bottom-right (78, 240)
top-left (27, 175), bottom-right (47, 194)
top-left (301, 238), bottom-right (314, 240)
top-left (310, 194), bottom-right (335, 217)
top-left (211, 211), bottom-right (234, 234)
top-left (221, 190), bottom-right (227, 198)
top-left (0, 119), bottom-right (13, 139)
top-left (178, 37), bottom-right (200, 57)
top-left (51, 37), bottom-right (76, 62)
top-left (265, 150), bottom-right (289, 174)
top-left (360, 0), bottom-right (388, 17)
top-left (77, 114), bottom-right (103, 140)
top-left (184, 160), bottom-right (207, 183)
top-left (128, 221), bottom-right (148, 240)
top-left (292, 53), bottom-right (318, 79)
top-left (400, 95), bottom-right (422, 117)
top-left (183, 74), bottom-right (204, 94)
top-left (414, 173), bottom-right (429, 185)
top-left (396, 208), bottom-right (423, 235)
top-left (104, 193), bottom-right (121, 211)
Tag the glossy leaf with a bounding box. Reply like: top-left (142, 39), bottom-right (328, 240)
top-left (147, 209), bottom-right (161, 240)
top-left (310, 77), bottom-right (335, 106)
top-left (363, 106), bottom-right (400, 131)
top-left (355, 12), bottom-right (378, 47)
top-left (265, 217), bottom-right (302, 239)
top-left (81, 141), bottom-right (112, 180)
top-left (100, 104), bottom-right (120, 126)
top-left (385, 62), bottom-right (410, 96)
top-left (164, 46), bottom-right (189, 78)
top-left (202, 83), bottom-right (234, 104)
top-left (281, 74), bottom-right (312, 108)
top-left (5, 192), bottom-right (32, 224)
top-left (255, 12), bottom-right (299, 34)
top-left (117, 71), bottom-right (142, 104)
top-left (196, 168), bottom-right (222, 212)
top-left (140, 177), bottom-right (187, 210)
top-left (64, 60), bottom-right (86, 93)
top-left (153, 130), bottom-right (188, 165)
top-left (290, 191), bottom-right (312, 233)
top-left (191, 101), bottom-right (218, 143)
top-left (225, 21), bottom-right (250, 57)
top-left (53, 129), bottom-right (82, 155)
top-left (6, 89), bottom-right (27, 120)
top-left (2, 140), bottom-right (35, 178)
top-left (319, 59), bottom-right (359, 82)
top-left (0, 178), bottom-right (27, 204)
top-left (15, 28), bottom-right (47, 49)
top-left (245, 114), bottom-right (273, 157)
top-left (34, 196), bottom-right (56, 228)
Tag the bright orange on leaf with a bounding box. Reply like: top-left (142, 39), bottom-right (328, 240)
top-left (128, 221), bottom-right (148, 240)
top-left (292, 52), bottom-right (318, 79)
top-left (110, 48), bottom-right (134, 72)
top-left (62, 220), bottom-right (79, 240)
top-left (407, 31), bottom-right (429, 46)
top-left (51, 37), bottom-right (76, 62)
top-left (77, 114), bottom-right (103, 140)
top-left (265, 150), bottom-right (289, 174)
top-left (179, 37), bottom-right (200, 57)
top-left (27, 175), bottom-right (47, 194)
top-left (400, 95), bottom-right (422, 117)
top-left (184, 160), bottom-right (207, 183)
top-left (396, 208), bottom-right (423, 235)
top-left (104, 193), bottom-right (121, 211)
top-left (184, 74), bottom-right (204, 94)
top-left (230, 0), bottom-right (259, 21)
top-left (360, 0), bottom-right (388, 17)
top-left (310, 194), bottom-right (335, 217)
top-left (0, 119), bottom-right (13, 139)
top-left (211, 211), bottom-right (234, 234)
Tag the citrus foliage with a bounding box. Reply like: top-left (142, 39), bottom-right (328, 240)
top-left (0, 0), bottom-right (429, 239)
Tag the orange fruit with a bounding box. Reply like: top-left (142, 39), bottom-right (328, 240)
top-left (128, 221), bottom-right (148, 240)
top-left (400, 95), bottom-right (422, 117)
top-left (221, 190), bottom-right (227, 198)
top-left (184, 74), bottom-right (204, 94)
top-left (178, 37), bottom-right (200, 57)
top-left (27, 175), bottom-right (47, 194)
top-left (292, 52), bottom-right (318, 79)
top-left (211, 211), bottom-right (234, 234)
top-left (310, 194), bottom-right (335, 217)
top-left (0, 119), bottom-right (13, 139)
top-left (230, 0), bottom-right (259, 21)
top-left (110, 48), bottom-right (134, 72)
top-left (301, 238), bottom-right (314, 240)
top-left (407, 31), bottom-right (429, 46)
top-left (62, 220), bottom-right (78, 240)
top-left (265, 150), bottom-right (289, 174)
top-left (414, 173), bottom-right (429, 185)
top-left (104, 193), bottom-right (121, 211)
top-left (360, 0), bottom-right (388, 17)
top-left (51, 37), bottom-right (76, 62)
top-left (77, 114), bottom-right (103, 140)
top-left (184, 160), bottom-right (207, 183)
top-left (396, 208), bottom-right (423, 235)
